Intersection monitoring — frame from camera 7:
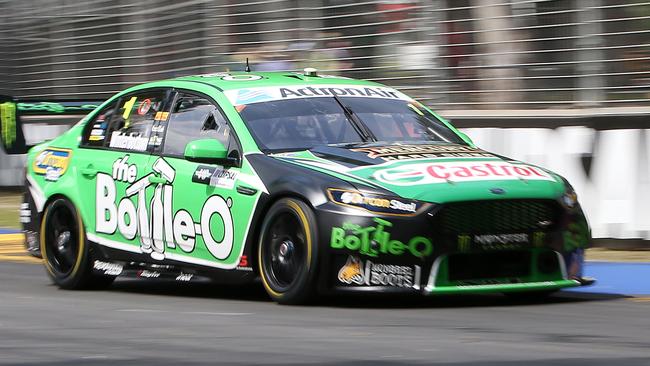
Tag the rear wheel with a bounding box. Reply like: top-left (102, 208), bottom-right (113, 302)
top-left (258, 198), bottom-right (318, 304)
top-left (41, 198), bottom-right (115, 290)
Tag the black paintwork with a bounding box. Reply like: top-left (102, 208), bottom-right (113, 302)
top-left (22, 145), bottom-right (584, 294)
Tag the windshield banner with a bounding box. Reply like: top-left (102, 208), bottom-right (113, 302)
top-left (224, 85), bottom-right (412, 106)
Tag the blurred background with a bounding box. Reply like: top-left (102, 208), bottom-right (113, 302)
top-left (0, 0), bottom-right (649, 243)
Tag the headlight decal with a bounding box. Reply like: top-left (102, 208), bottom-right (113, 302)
top-left (327, 188), bottom-right (426, 216)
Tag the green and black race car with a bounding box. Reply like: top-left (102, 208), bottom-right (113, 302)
top-left (2, 69), bottom-right (593, 304)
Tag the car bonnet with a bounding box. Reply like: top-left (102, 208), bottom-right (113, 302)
top-left (270, 143), bottom-right (566, 203)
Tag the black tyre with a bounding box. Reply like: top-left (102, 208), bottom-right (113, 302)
top-left (40, 198), bottom-right (115, 290)
top-left (258, 198), bottom-right (318, 304)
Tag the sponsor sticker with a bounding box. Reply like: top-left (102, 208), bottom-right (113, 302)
top-left (138, 270), bottom-right (160, 278)
top-left (373, 161), bottom-right (555, 186)
top-left (330, 218), bottom-right (433, 258)
top-left (25, 231), bottom-right (39, 251)
top-left (175, 273), bottom-right (193, 282)
top-left (44, 166), bottom-right (62, 181)
top-left (327, 189), bottom-right (420, 216)
top-left (97, 156), bottom-right (235, 262)
top-left (154, 111), bottom-right (169, 121)
top-left (236, 255), bottom-right (253, 271)
top-left (338, 256), bottom-right (365, 285)
top-left (224, 84), bottom-right (411, 106)
top-left (473, 233), bottom-right (529, 245)
top-left (192, 166), bottom-right (215, 184)
top-left (93, 260), bottom-right (123, 276)
top-left (109, 132), bottom-right (149, 151)
top-left (137, 98), bottom-right (152, 115)
top-left (148, 135), bottom-right (163, 146)
top-left (458, 232), bottom-right (534, 252)
top-left (19, 203), bottom-right (31, 224)
top-left (191, 165), bottom-right (238, 189)
top-left (351, 144), bottom-right (494, 161)
top-left (151, 124), bottom-right (165, 133)
top-left (337, 255), bottom-right (421, 289)
top-left (210, 169), bottom-right (238, 189)
top-left (33, 148), bottom-right (72, 176)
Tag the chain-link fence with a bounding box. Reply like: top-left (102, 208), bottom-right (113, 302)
top-left (1, 0), bottom-right (649, 109)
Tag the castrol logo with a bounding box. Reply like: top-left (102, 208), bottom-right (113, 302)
top-left (374, 161), bottom-right (555, 186)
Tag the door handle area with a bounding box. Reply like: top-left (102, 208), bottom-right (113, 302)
top-left (81, 166), bottom-right (98, 178)
top-left (148, 175), bottom-right (167, 184)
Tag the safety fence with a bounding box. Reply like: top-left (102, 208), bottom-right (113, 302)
top-left (1, 0), bottom-right (650, 241)
top-left (1, 0), bottom-right (649, 109)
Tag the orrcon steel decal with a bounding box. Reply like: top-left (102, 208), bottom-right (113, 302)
top-left (96, 155), bottom-right (234, 262)
top-left (327, 188), bottom-right (423, 216)
top-left (373, 160), bottom-right (555, 186)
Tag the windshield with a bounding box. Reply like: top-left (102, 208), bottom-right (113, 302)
top-left (237, 97), bottom-right (464, 152)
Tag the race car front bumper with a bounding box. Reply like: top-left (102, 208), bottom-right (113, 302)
top-left (316, 197), bottom-right (593, 295)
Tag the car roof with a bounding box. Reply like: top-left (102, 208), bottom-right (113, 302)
top-left (159, 71), bottom-right (385, 91)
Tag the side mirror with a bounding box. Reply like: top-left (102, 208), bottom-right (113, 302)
top-left (184, 139), bottom-right (237, 165)
top-left (456, 131), bottom-right (474, 146)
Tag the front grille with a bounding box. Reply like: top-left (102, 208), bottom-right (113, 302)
top-left (434, 199), bottom-right (560, 234)
top-left (448, 251), bottom-right (531, 281)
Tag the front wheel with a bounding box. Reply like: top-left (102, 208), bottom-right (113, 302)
top-left (40, 198), bottom-right (115, 290)
top-left (258, 198), bottom-right (318, 305)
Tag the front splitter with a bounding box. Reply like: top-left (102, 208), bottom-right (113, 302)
top-left (424, 279), bottom-right (584, 295)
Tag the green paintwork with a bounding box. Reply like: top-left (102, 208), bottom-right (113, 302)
top-left (184, 139), bottom-right (228, 161)
top-left (426, 279), bottom-right (581, 295)
top-left (23, 71), bottom-right (587, 294)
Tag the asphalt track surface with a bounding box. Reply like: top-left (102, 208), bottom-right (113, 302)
top-left (2, 257), bottom-right (650, 366)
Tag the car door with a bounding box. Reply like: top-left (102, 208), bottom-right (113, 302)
top-left (77, 88), bottom-right (173, 259)
top-left (151, 90), bottom-right (259, 270)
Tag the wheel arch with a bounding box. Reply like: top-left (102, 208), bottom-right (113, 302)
top-left (39, 193), bottom-right (88, 280)
top-left (41, 193), bottom-right (88, 231)
top-left (247, 191), bottom-right (316, 273)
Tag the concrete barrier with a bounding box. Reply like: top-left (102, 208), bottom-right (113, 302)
top-left (462, 127), bottom-right (650, 240)
top-left (3, 111), bottom-right (650, 242)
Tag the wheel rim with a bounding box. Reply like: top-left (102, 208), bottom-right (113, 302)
top-left (44, 203), bottom-right (79, 276)
top-left (262, 211), bottom-right (306, 291)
